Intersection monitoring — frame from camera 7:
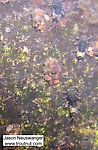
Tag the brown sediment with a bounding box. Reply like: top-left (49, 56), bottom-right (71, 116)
top-left (44, 57), bottom-right (61, 85)
top-left (32, 8), bottom-right (49, 32)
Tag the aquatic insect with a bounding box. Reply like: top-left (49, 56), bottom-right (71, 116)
top-left (52, 0), bottom-right (65, 22)
top-left (75, 35), bottom-right (88, 60)
top-left (69, 105), bottom-right (80, 122)
top-left (66, 89), bottom-right (81, 123)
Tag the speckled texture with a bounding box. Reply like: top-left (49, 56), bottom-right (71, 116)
top-left (0, 0), bottom-right (97, 149)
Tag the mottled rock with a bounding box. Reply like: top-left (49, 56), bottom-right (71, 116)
top-left (44, 57), bottom-right (61, 85)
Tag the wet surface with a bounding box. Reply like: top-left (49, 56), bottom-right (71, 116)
top-left (0, 0), bottom-right (98, 149)
top-left (44, 57), bottom-right (61, 85)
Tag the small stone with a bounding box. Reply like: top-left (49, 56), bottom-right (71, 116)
top-left (44, 57), bottom-right (61, 85)
top-left (5, 27), bottom-right (11, 33)
top-left (32, 8), bottom-right (49, 32)
top-left (44, 15), bottom-right (49, 21)
top-left (85, 47), bottom-right (94, 57)
top-left (6, 124), bottom-right (20, 135)
top-left (6, 125), bottom-right (13, 132)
